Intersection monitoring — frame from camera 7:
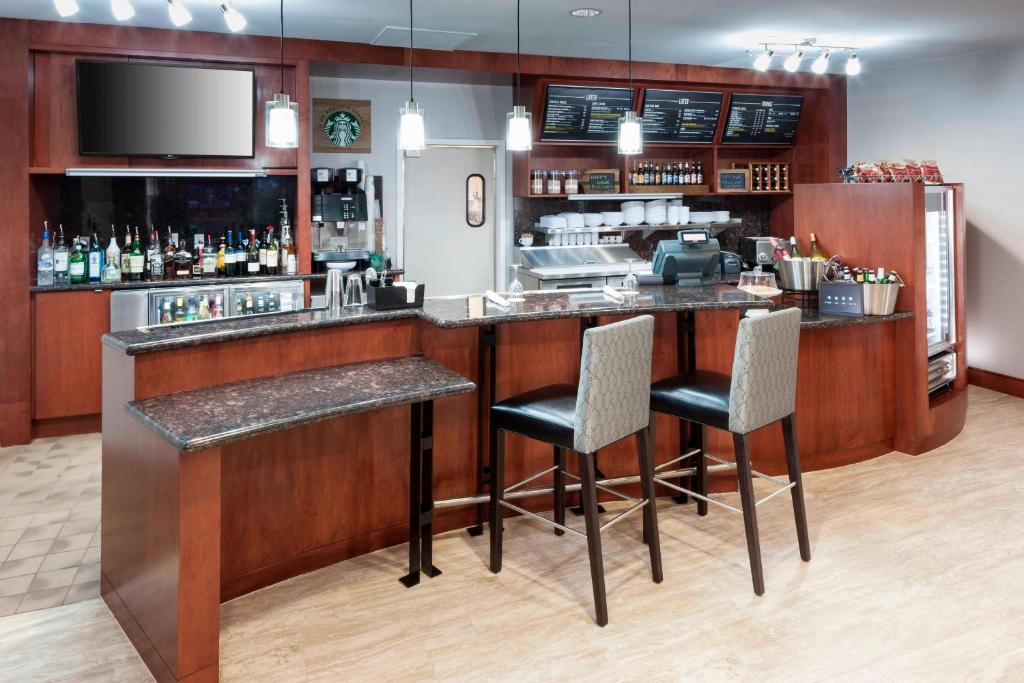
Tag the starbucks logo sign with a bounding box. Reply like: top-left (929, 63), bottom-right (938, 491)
top-left (323, 110), bottom-right (362, 148)
top-left (313, 99), bottom-right (372, 153)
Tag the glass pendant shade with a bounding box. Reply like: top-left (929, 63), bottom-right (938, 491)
top-left (811, 52), bottom-right (830, 74)
top-left (784, 51), bottom-right (803, 72)
top-left (166, 0), bottom-right (192, 27)
top-left (506, 105), bottom-right (533, 151)
top-left (221, 3), bottom-right (247, 32)
top-left (265, 93), bottom-right (299, 148)
top-left (54, 0), bottom-right (79, 17)
top-left (845, 53), bottom-right (862, 76)
top-left (753, 49), bottom-right (774, 72)
top-left (399, 101), bottom-right (426, 152)
top-left (617, 111), bottom-right (643, 155)
top-left (111, 0), bottom-right (135, 21)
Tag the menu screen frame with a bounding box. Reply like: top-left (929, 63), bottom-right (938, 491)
top-left (721, 92), bottom-right (804, 145)
top-left (540, 84), bottom-right (636, 143)
top-left (640, 88), bottom-right (724, 144)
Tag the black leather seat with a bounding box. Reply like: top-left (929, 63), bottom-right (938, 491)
top-left (490, 384), bottom-right (577, 449)
top-left (650, 370), bottom-right (731, 431)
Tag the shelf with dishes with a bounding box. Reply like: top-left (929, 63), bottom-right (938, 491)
top-left (534, 218), bottom-right (741, 236)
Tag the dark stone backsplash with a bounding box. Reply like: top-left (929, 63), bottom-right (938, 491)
top-left (514, 195), bottom-right (779, 260)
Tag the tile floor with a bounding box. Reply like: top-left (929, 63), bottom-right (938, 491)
top-left (0, 433), bottom-right (101, 617)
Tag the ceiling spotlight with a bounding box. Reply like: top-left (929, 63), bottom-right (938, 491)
top-left (221, 2), bottom-right (247, 32)
top-left (845, 52), bottom-right (862, 76)
top-left (783, 50), bottom-right (804, 73)
top-left (753, 48), bottom-right (774, 72)
top-left (165, 0), bottom-right (192, 27)
top-left (811, 50), bottom-right (830, 74)
top-left (53, 0), bottom-right (79, 17)
top-left (111, 0), bottom-right (135, 21)
top-left (570, 8), bottom-right (601, 17)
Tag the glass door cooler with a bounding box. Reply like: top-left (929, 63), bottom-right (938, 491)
top-left (228, 280), bottom-right (304, 317)
top-left (923, 185), bottom-right (957, 395)
top-left (149, 286), bottom-right (228, 325)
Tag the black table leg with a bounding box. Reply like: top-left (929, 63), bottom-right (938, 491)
top-left (468, 326), bottom-right (497, 537)
top-left (673, 311), bottom-right (697, 504)
top-left (401, 400), bottom-right (441, 587)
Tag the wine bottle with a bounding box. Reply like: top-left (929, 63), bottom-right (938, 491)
top-left (809, 232), bottom-right (828, 262)
top-left (129, 227), bottom-right (144, 282)
top-left (265, 227), bottom-right (279, 276)
top-left (247, 229), bottom-right (261, 274)
top-left (788, 236), bottom-right (803, 259)
top-left (120, 225), bottom-right (132, 282)
top-left (87, 228), bottom-right (104, 284)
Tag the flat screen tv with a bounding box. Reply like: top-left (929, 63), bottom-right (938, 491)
top-left (76, 60), bottom-right (255, 158)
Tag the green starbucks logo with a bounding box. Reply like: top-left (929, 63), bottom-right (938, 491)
top-left (323, 110), bottom-right (362, 148)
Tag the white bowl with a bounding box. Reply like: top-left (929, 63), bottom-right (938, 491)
top-left (620, 200), bottom-right (645, 211)
top-left (583, 213), bottom-right (604, 227)
top-left (601, 211), bottom-right (625, 226)
top-left (714, 211), bottom-right (730, 222)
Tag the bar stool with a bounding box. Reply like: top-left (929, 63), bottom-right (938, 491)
top-left (650, 307), bottom-right (810, 596)
top-left (488, 315), bottom-right (662, 627)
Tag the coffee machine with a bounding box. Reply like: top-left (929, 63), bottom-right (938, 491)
top-left (311, 166), bottom-right (373, 260)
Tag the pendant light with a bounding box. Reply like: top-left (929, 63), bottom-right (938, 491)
top-left (505, 0), bottom-right (533, 151)
top-left (845, 52), bottom-right (862, 76)
top-left (811, 50), bottom-right (830, 75)
top-left (399, 0), bottom-right (426, 152)
top-left (165, 0), bottom-right (191, 27)
top-left (783, 49), bottom-right (804, 73)
top-left (265, 0), bottom-right (298, 148)
top-left (111, 0), bottom-right (135, 22)
top-left (53, 0), bottom-right (79, 17)
top-left (617, 0), bottom-right (642, 155)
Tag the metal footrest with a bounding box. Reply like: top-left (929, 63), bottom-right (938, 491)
top-left (653, 452), bottom-right (795, 514)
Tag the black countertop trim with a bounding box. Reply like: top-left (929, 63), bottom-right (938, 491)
top-left (125, 356), bottom-right (475, 452)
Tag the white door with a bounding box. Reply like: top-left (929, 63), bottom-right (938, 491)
top-left (403, 146), bottom-right (496, 296)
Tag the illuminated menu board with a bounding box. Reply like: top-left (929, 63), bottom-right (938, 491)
top-left (540, 84), bottom-right (635, 142)
top-left (722, 93), bottom-right (803, 144)
top-left (640, 89), bottom-right (723, 143)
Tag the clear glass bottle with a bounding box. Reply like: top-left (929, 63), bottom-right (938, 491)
top-left (53, 224), bottom-right (69, 285)
top-left (37, 222), bottom-right (54, 287)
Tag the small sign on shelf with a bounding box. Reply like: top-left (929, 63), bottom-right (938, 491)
top-left (580, 169), bottom-right (620, 193)
top-left (716, 168), bottom-right (750, 193)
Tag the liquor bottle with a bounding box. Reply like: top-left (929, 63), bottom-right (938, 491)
top-left (216, 233), bottom-right (226, 276)
top-left (53, 224), bottom-right (69, 285)
top-left (87, 228), bottom-right (104, 283)
top-left (185, 296), bottom-right (198, 321)
top-left (258, 227), bottom-right (269, 272)
top-left (211, 293), bottom-right (224, 318)
top-left (223, 231), bottom-right (236, 277)
top-left (671, 162), bottom-right (679, 185)
top-left (192, 241), bottom-right (204, 279)
top-left (198, 296), bottom-right (210, 320)
top-left (281, 224), bottom-right (297, 276)
top-left (160, 300), bottom-right (173, 324)
top-left (120, 226), bottom-right (132, 281)
top-left (265, 227), bottom-right (279, 276)
top-left (630, 160), bottom-right (638, 186)
top-left (105, 226), bottom-right (121, 280)
top-left (150, 229), bottom-right (165, 279)
top-left (809, 232), bottom-right (828, 262)
top-left (247, 229), bottom-right (261, 274)
top-left (175, 239), bottom-right (192, 279)
top-left (652, 163), bottom-right (659, 185)
top-left (202, 234), bottom-right (217, 277)
top-left (128, 227), bottom-right (144, 281)
top-left (244, 291), bottom-right (254, 314)
top-left (696, 161), bottom-right (704, 185)
top-left (174, 296), bottom-right (186, 322)
top-left (235, 293), bottom-right (244, 315)
top-left (37, 222), bottom-right (54, 286)
top-left (162, 229), bottom-right (176, 280)
top-left (69, 236), bottom-right (87, 284)
top-left (788, 235), bottom-right (803, 259)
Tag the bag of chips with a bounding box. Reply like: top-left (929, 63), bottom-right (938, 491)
top-left (854, 161), bottom-right (884, 183)
top-left (903, 160), bottom-right (924, 182)
top-left (920, 160), bottom-right (944, 184)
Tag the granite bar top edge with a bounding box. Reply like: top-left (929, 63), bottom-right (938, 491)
top-left (31, 273), bottom-right (325, 293)
top-left (124, 357), bottom-right (476, 452)
top-left (798, 310), bottom-right (913, 329)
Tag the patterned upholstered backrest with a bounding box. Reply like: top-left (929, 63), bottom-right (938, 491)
top-left (574, 315), bottom-right (655, 454)
top-left (728, 307), bottom-right (802, 435)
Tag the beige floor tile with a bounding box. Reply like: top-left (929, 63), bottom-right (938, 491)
top-left (0, 596), bottom-right (22, 618)
top-left (6, 538), bottom-right (54, 562)
top-left (58, 518), bottom-right (99, 538)
top-left (28, 567), bottom-right (79, 592)
top-left (81, 546), bottom-right (100, 565)
top-left (63, 581), bottom-right (100, 606)
top-left (49, 533), bottom-right (93, 555)
top-left (73, 563), bottom-right (100, 586)
top-left (17, 522), bottom-right (64, 543)
top-left (67, 505), bottom-right (100, 522)
top-left (0, 574), bottom-right (33, 598)
top-left (38, 549), bottom-right (87, 573)
top-left (0, 546), bottom-right (11, 564)
top-left (0, 556), bottom-right (45, 581)
top-left (0, 514), bottom-right (34, 532)
top-left (0, 530), bottom-right (23, 547)
top-left (31, 509), bottom-right (73, 527)
top-left (16, 587), bottom-right (70, 614)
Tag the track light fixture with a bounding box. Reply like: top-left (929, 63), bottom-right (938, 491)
top-left (165, 0), bottom-right (192, 27)
top-left (748, 39), bottom-right (865, 76)
top-left (53, 0), bottom-right (79, 17)
top-left (111, 0), bottom-right (134, 21)
top-left (221, 2), bottom-right (247, 32)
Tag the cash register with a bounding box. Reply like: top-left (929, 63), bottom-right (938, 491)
top-left (650, 229), bottom-right (722, 285)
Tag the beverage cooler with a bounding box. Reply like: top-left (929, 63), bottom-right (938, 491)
top-left (111, 280), bottom-right (305, 332)
top-left (923, 185), bottom-right (957, 395)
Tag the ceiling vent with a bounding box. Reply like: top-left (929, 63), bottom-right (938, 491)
top-left (371, 26), bottom-right (478, 51)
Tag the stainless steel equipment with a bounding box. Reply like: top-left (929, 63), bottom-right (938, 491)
top-left (516, 244), bottom-right (651, 290)
top-left (311, 166), bottom-right (374, 258)
top-left (775, 259), bottom-right (829, 291)
top-left (741, 236), bottom-right (783, 268)
top-left (110, 279), bottom-right (305, 331)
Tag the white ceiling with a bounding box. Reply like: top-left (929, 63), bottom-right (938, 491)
top-left (6, 0), bottom-right (1024, 74)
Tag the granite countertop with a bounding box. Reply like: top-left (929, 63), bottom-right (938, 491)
top-left (31, 273), bottom-right (324, 293)
top-left (796, 309), bottom-right (914, 329)
top-left (126, 356), bottom-right (475, 452)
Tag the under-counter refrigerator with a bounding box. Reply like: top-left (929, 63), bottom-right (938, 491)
top-left (924, 185), bottom-right (957, 394)
top-left (110, 280), bottom-right (305, 331)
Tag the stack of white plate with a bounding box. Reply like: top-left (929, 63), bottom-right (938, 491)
top-left (583, 213), bottom-right (604, 227)
top-left (620, 200), bottom-right (645, 225)
top-left (713, 211), bottom-right (730, 222)
top-left (559, 212), bottom-right (585, 229)
top-left (690, 211), bottom-right (715, 224)
top-left (601, 211), bottom-right (625, 226)
top-left (540, 215), bottom-right (568, 229)
top-left (667, 205), bottom-right (681, 225)
top-left (645, 200), bottom-right (667, 226)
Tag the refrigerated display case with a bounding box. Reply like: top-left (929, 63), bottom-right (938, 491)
top-left (924, 185), bottom-right (957, 357)
top-left (149, 286), bottom-right (228, 325)
top-left (228, 281), bottom-right (304, 317)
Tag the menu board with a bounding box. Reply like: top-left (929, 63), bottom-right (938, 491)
top-left (640, 89), bottom-right (723, 143)
top-left (722, 93), bottom-right (803, 144)
top-left (540, 84), bottom-right (635, 142)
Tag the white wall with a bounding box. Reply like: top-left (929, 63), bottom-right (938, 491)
top-left (310, 76), bottom-right (512, 263)
top-left (848, 44), bottom-right (1024, 380)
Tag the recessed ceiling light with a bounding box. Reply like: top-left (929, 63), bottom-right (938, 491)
top-left (570, 8), bottom-right (601, 18)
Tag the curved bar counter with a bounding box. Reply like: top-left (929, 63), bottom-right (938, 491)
top-left (100, 284), bottom-right (924, 682)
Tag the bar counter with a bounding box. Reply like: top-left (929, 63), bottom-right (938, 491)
top-left (100, 284), bottom-right (916, 682)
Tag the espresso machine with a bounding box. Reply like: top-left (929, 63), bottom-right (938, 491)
top-left (311, 165), bottom-right (374, 265)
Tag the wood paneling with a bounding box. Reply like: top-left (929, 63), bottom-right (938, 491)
top-left (968, 367), bottom-right (1024, 399)
top-left (33, 289), bottom-right (111, 420)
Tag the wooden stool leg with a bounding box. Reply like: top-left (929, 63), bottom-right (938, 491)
top-left (553, 446), bottom-right (566, 536)
top-left (733, 433), bottom-right (765, 596)
top-left (636, 424), bottom-right (663, 583)
top-left (489, 427), bottom-right (505, 573)
top-left (642, 416), bottom-right (655, 545)
top-left (578, 452), bottom-right (608, 627)
top-left (782, 414), bottom-right (811, 562)
top-left (695, 423), bottom-right (708, 517)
